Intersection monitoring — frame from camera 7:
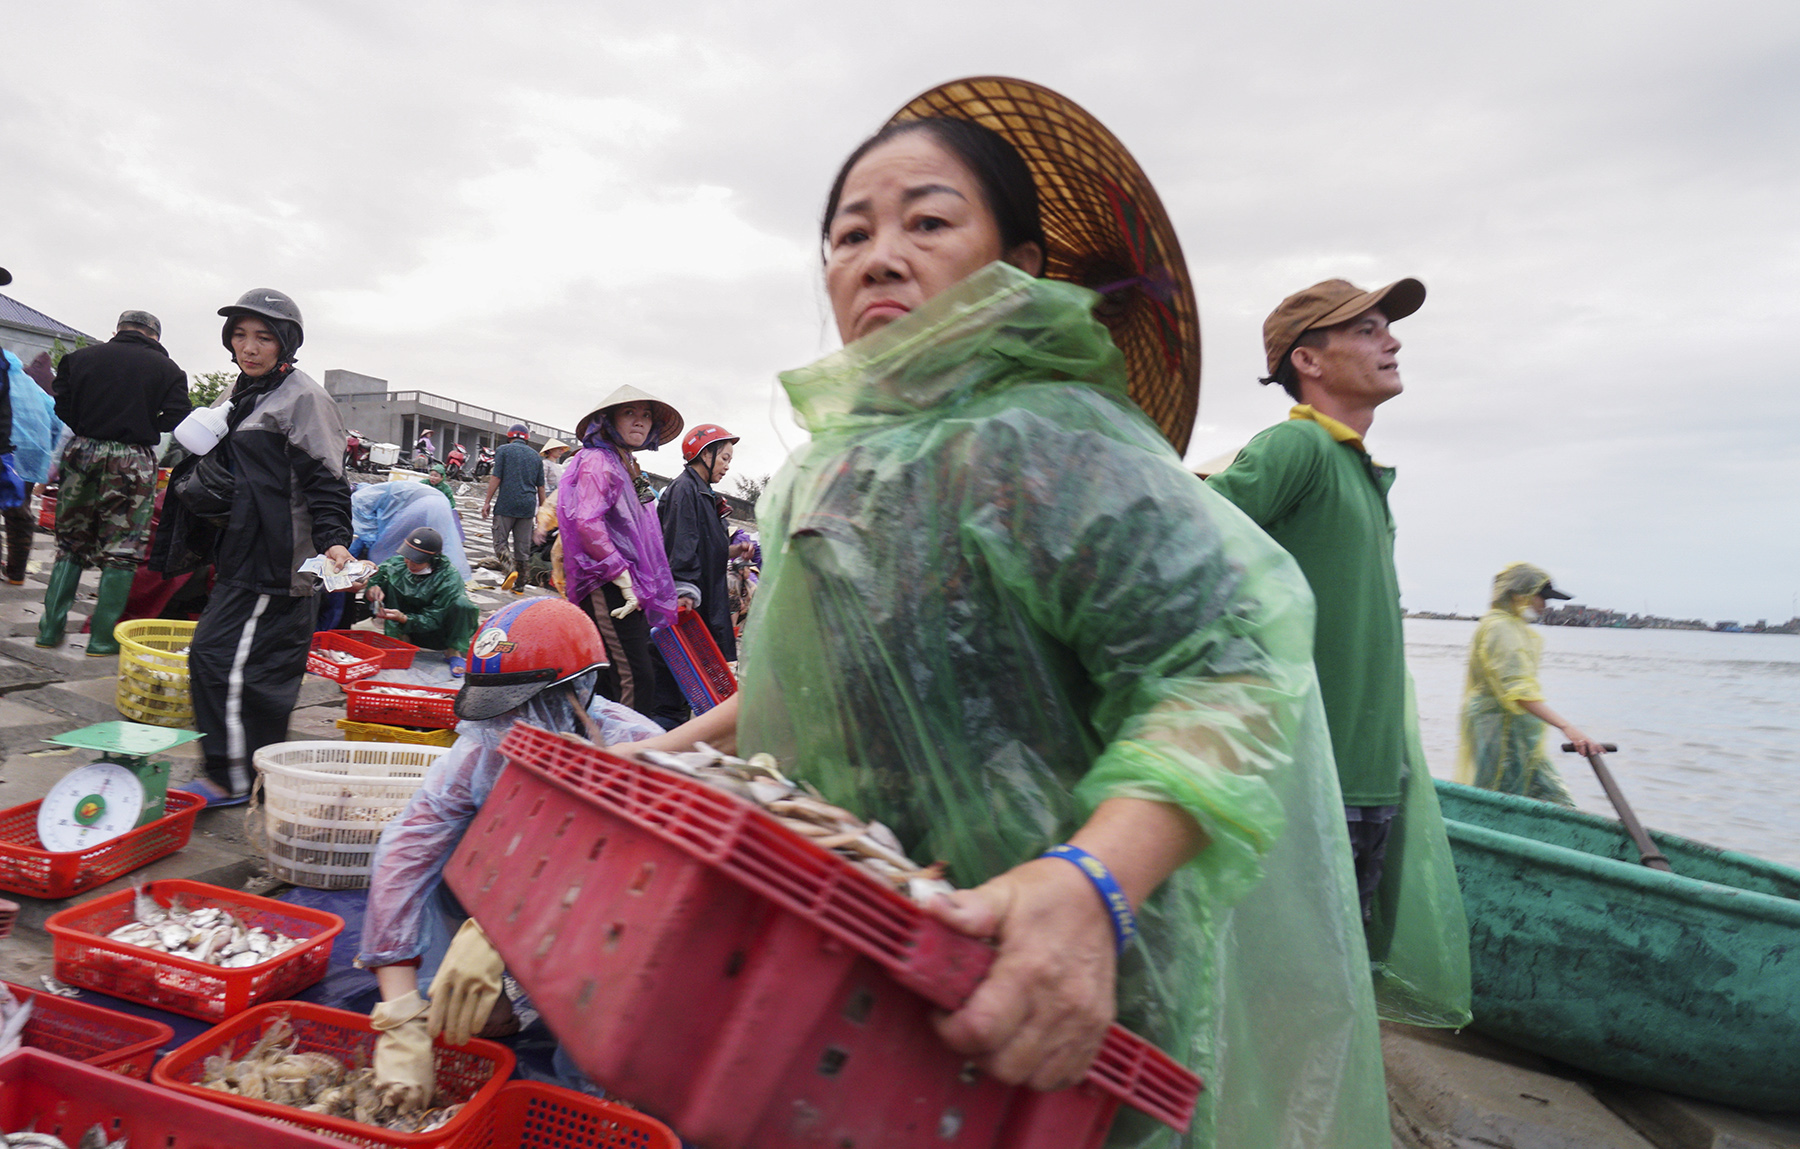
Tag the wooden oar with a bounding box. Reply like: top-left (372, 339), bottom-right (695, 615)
top-left (1562, 743), bottom-right (1673, 872)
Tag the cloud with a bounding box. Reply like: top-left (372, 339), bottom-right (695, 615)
top-left (2, 0), bottom-right (1796, 620)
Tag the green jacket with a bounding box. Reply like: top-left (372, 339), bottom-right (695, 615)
top-left (1208, 413), bottom-right (1406, 805)
top-left (367, 554), bottom-right (471, 643)
top-left (741, 264), bottom-right (1389, 1148)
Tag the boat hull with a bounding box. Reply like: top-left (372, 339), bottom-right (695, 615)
top-left (1436, 779), bottom-right (1800, 1110)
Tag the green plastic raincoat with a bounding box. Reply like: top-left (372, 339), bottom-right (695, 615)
top-left (738, 263), bottom-right (1388, 1148)
top-left (1457, 563), bottom-right (1574, 804)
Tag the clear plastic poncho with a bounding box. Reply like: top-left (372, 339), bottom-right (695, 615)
top-left (358, 686), bottom-right (663, 967)
top-left (1456, 564), bottom-right (1572, 804)
top-left (4, 350), bottom-right (64, 484)
top-left (350, 481), bottom-right (472, 579)
top-left (737, 264), bottom-right (1389, 1149)
top-left (556, 444), bottom-right (677, 627)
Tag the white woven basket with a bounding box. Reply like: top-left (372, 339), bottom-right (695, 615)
top-left (251, 741), bottom-right (447, 889)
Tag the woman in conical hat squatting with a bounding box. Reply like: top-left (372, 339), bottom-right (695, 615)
top-left (558, 385), bottom-right (683, 713)
top-left (613, 79), bottom-right (1389, 1147)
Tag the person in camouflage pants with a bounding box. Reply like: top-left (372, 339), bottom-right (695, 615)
top-left (39, 309), bottom-right (190, 655)
top-left (54, 437), bottom-right (157, 570)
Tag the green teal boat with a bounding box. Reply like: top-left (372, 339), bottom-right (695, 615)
top-left (1435, 779), bottom-right (1800, 1111)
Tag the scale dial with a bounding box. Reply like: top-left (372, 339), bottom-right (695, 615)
top-left (36, 763), bottom-right (146, 852)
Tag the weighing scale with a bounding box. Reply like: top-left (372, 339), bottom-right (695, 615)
top-left (35, 722), bottom-right (205, 852)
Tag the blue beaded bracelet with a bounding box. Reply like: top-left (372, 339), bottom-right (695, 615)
top-left (1041, 843), bottom-right (1137, 955)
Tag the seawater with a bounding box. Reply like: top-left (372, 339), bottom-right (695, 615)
top-left (1405, 618), bottom-right (1800, 869)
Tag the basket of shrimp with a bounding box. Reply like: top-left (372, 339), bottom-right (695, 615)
top-left (323, 630), bottom-right (421, 671)
top-left (114, 620), bottom-right (197, 728)
top-left (2, 980), bottom-right (174, 1080)
top-left (306, 632), bottom-right (385, 684)
top-left (444, 1081), bottom-right (679, 1149)
top-left (153, 1003), bottom-right (516, 1149)
top-left (43, 879), bottom-right (344, 1021)
top-left (0, 1048), bottom-right (354, 1149)
top-left (252, 741), bottom-right (448, 889)
top-left (343, 682), bottom-right (460, 730)
top-left (443, 725), bottom-right (1202, 1149)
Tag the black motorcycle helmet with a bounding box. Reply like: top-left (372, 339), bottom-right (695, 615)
top-left (218, 288), bottom-right (304, 364)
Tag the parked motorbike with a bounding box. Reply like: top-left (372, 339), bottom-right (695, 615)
top-left (446, 444), bottom-right (469, 481)
top-left (473, 446), bottom-right (494, 479)
top-left (345, 432), bottom-right (375, 474)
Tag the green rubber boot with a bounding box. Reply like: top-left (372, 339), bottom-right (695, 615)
top-left (85, 566), bottom-right (135, 657)
top-left (35, 560), bottom-right (82, 648)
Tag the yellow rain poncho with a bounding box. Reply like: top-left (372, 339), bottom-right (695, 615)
top-left (1457, 562), bottom-right (1574, 804)
top-left (738, 264), bottom-right (1388, 1148)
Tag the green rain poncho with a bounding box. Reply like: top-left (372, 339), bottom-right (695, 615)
top-left (738, 264), bottom-right (1388, 1149)
top-left (365, 553), bottom-right (480, 654)
top-left (1457, 562), bottom-right (1574, 804)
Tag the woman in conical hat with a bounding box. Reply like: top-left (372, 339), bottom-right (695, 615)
top-left (613, 79), bottom-right (1386, 1147)
top-left (558, 383), bottom-right (684, 712)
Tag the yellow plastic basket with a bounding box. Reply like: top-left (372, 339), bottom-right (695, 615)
top-left (335, 718), bottom-right (458, 748)
top-left (114, 620), bottom-right (197, 728)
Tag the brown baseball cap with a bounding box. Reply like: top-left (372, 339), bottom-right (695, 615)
top-left (1262, 277), bottom-right (1426, 376)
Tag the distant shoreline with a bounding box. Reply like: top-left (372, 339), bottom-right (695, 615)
top-left (1404, 612), bottom-right (1798, 635)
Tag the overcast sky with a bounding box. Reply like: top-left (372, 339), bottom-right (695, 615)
top-left (6, 1), bottom-right (1796, 621)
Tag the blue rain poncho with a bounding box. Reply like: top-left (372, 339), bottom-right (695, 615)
top-left (351, 481), bottom-right (472, 579)
top-left (4, 351), bottom-right (65, 484)
top-left (737, 264), bottom-right (1389, 1148)
top-left (358, 686), bottom-right (662, 968)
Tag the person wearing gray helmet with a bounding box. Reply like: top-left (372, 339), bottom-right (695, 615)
top-left (172, 288), bottom-right (353, 807)
top-left (37, 308), bottom-right (191, 655)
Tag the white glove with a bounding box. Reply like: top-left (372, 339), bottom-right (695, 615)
top-left (609, 571), bottom-right (639, 619)
top-left (370, 990), bottom-right (434, 1109)
top-left (426, 919), bottom-right (507, 1047)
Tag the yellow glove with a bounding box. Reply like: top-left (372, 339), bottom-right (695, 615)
top-left (609, 571), bottom-right (639, 619)
top-left (426, 919), bottom-right (507, 1047)
top-left (370, 990), bottom-right (434, 1109)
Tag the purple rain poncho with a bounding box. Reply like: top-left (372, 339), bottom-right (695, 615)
top-left (557, 443), bottom-right (677, 628)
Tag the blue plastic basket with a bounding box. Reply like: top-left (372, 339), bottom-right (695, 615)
top-left (651, 607), bottom-right (737, 713)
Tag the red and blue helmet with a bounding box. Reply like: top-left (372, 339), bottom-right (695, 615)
top-left (454, 598), bottom-right (607, 720)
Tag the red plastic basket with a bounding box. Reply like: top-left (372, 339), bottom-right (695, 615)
top-left (445, 725), bottom-right (1201, 1149)
top-left (0, 897), bottom-right (15, 938)
top-left (345, 680), bottom-right (460, 729)
top-left (0, 1048), bottom-right (351, 1149)
top-left (45, 879), bottom-right (344, 1021)
top-left (4, 979), bottom-right (173, 1079)
top-left (0, 789), bottom-right (204, 899)
top-left (650, 606), bottom-right (737, 713)
top-left (5, 979), bottom-right (171, 1080)
top-left (325, 629), bottom-right (421, 670)
top-left (37, 490), bottom-right (55, 531)
top-left (154, 1002), bottom-right (516, 1149)
top-left (307, 631), bottom-right (385, 683)
top-left (447, 1081), bottom-right (679, 1149)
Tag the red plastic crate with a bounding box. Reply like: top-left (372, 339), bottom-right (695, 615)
top-left (650, 606), bottom-right (737, 713)
top-left (0, 1048), bottom-right (351, 1149)
top-left (37, 491), bottom-right (55, 531)
top-left (345, 680), bottom-right (460, 729)
top-left (447, 1082), bottom-right (679, 1149)
top-left (45, 879), bottom-right (344, 1021)
top-left (4, 979), bottom-right (173, 1079)
top-left (155, 1002), bottom-right (516, 1149)
top-left (307, 631), bottom-right (385, 683)
top-left (445, 724), bottom-right (1201, 1149)
top-left (0, 897), bottom-right (15, 938)
top-left (325, 629), bottom-right (421, 670)
top-left (0, 789), bottom-right (205, 899)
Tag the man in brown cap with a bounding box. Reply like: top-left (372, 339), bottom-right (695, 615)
top-left (1208, 277), bottom-right (1470, 1026)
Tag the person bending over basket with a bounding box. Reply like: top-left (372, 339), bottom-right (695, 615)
top-left (610, 78), bottom-right (1390, 1148)
top-left (359, 597), bottom-right (660, 1108)
top-left (362, 527), bottom-right (480, 677)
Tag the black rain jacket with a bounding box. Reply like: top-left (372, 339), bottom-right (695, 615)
top-left (51, 330), bottom-right (191, 445)
top-left (658, 464), bottom-right (735, 660)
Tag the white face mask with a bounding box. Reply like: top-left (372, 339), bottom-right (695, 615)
top-left (1520, 606), bottom-right (1541, 623)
